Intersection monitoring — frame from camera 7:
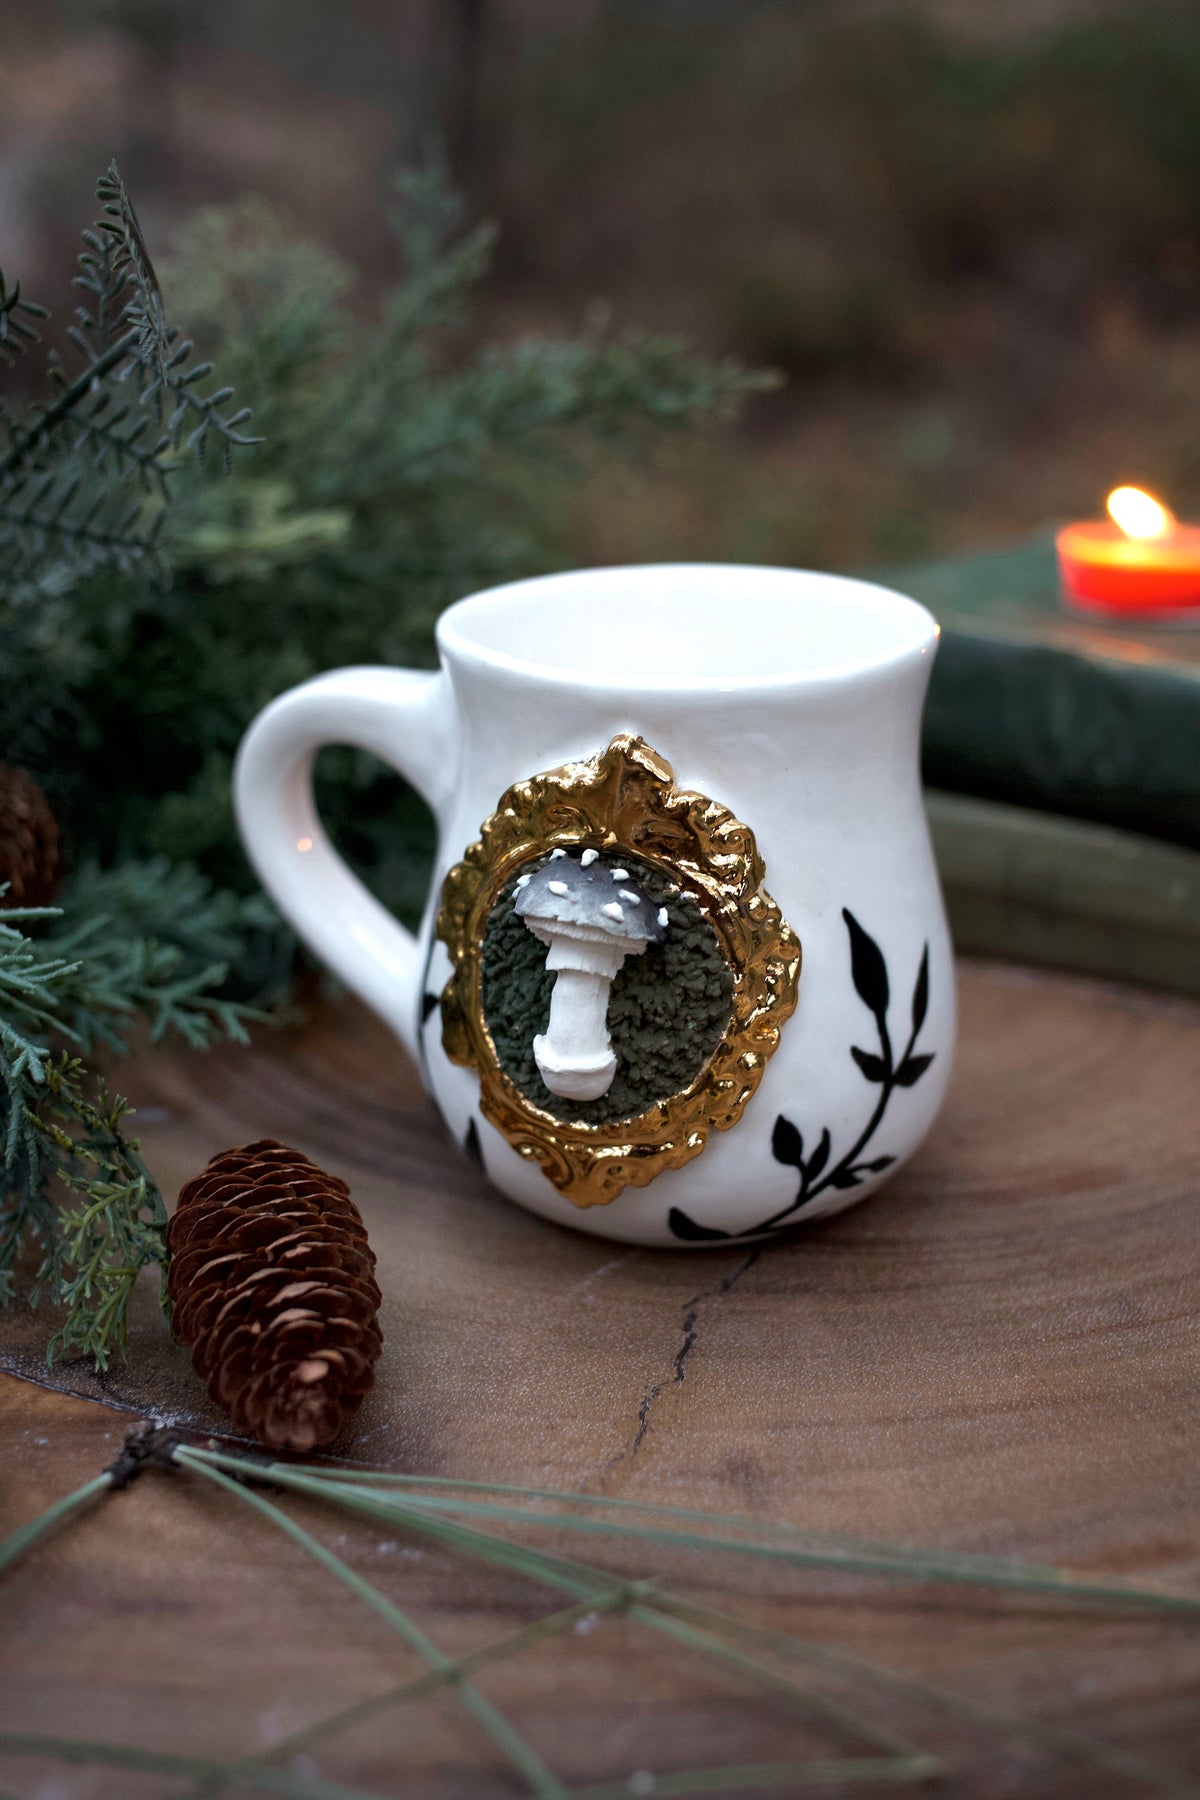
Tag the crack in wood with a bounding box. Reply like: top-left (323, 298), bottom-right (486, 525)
top-left (628, 1249), bottom-right (761, 1456)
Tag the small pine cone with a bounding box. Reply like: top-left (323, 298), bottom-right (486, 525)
top-left (0, 765), bottom-right (61, 908)
top-left (167, 1139), bottom-right (382, 1453)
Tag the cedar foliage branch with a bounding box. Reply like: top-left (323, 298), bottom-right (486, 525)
top-left (1, 165), bottom-right (767, 913)
top-left (0, 163), bottom-right (258, 607)
top-left (1, 870), bottom-right (274, 1365)
top-left (2, 164), bottom-right (266, 1365)
top-left (0, 161), bottom-right (765, 1367)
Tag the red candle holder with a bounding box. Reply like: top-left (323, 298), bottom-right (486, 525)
top-left (1058, 487), bottom-right (1200, 621)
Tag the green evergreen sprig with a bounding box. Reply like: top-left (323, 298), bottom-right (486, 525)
top-left (26, 1057), bottom-right (168, 1366)
top-left (0, 161), bottom-right (257, 610)
top-left (0, 866), bottom-right (276, 1365)
top-left (0, 158), bottom-right (765, 1367)
top-left (0, 271), bottom-right (47, 369)
top-left (0, 162), bottom-right (768, 891)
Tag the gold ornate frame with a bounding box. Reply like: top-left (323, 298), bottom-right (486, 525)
top-left (437, 735), bottom-right (801, 1208)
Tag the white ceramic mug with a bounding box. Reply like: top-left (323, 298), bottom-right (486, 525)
top-left (234, 564), bottom-right (955, 1246)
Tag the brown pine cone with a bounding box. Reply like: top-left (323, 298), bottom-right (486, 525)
top-left (167, 1139), bottom-right (382, 1453)
top-left (0, 764), bottom-right (61, 908)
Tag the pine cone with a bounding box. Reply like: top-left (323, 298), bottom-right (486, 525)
top-left (0, 764), bottom-right (61, 908)
top-left (167, 1139), bottom-right (382, 1453)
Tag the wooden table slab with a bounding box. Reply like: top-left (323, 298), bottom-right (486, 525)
top-left (2, 958), bottom-right (1199, 1798)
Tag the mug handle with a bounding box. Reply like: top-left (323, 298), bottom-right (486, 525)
top-left (233, 665), bottom-right (455, 1060)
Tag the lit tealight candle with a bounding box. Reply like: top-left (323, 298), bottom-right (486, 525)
top-left (1057, 486), bottom-right (1200, 619)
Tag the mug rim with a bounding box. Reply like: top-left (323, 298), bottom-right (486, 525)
top-left (436, 562), bottom-right (938, 692)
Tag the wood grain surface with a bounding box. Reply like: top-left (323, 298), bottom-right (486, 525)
top-left (2, 958), bottom-right (1199, 1799)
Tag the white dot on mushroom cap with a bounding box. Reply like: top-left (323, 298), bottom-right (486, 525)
top-left (657, 907), bottom-right (669, 927)
top-left (610, 868), bottom-right (630, 880)
top-left (619, 889), bottom-right (640, 904)
top-left (601, 902), bottom-right (624, 922)
top-left (547, 880), bottom-right (569, 896)
top-left (514, 873), bottom-right (531, 889)
top-left (549, 848), bottom-right (566, 859)
top-left (580, 848), bottom-right (599, 867)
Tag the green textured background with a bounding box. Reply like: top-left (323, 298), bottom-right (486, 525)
top-left (480, 853), bottom-right (733, 1126)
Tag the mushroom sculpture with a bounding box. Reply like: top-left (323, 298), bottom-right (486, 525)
top-left (513, 850), bottom-right (668, 1102)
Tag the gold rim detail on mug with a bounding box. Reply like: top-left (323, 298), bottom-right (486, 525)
top-left (436, 734), bottom-right (802, 1208)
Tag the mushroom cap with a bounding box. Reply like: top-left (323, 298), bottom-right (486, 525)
top-left (513, 852), bottom-right (667, 945)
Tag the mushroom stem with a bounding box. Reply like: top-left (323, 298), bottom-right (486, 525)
top-left (532, 930), bottom-right (632, 1102)
top-left (535, 968), bottom-right (617, 1101)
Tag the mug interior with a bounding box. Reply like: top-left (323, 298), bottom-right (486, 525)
top-left (437, 564), bottom-right (936, 690)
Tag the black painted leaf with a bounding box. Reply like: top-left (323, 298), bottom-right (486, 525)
top-left (843, 908), bottom-right (889, 1018)
top-left (857, 1156), bottom-right (895, 1174)
top-left (463, 1118), bottom-right (484, 1167)
top-left (804, 1127), bottom-right (831, 1182)
top-left (771, 1115), bottom-right (805, 1168)
top-left (668, 1207), bottom-right (732, 1242)
top-left (850, 1046), bottom-right (888, 1082)
top-left (911, 945), bottom-right (929, 1037)
top-left (828, 1167), bottom-right (863, 1189)
top-left (894, 1053), bottom-right (934, 1087)
top-left (421, 991), bottom-right (440, 1024)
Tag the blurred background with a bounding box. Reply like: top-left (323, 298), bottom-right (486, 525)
top-left (6, 0), bottom-right (1200, 575)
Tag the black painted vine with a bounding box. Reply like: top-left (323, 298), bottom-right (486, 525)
top-left (668, 909), bottom-right (934, 1243)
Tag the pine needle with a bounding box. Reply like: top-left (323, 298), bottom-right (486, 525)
top-left (188, 1449), bottom-right (1200, 1796)
top-left (188, 1584), bottom-right (657, 1798)
top-left (658, 1596), bottom-right (1200, 1798)
top-left (180, 1454), bottom-right (944, 1775)
top-left (176, 1447), bottom-right (939, 1799)
top-left (0, 1471), bottom-right (111, 1577)
top-left (0, 1733), bottom-right (387, 1800)
top-left (225, 1460), bottom-right (1200, 1620)
top-left (571, 1763), bottom-right (941, 1799)
top-left (174, 1446), bottom-right (570, 1800)
top-left (5, 1440), bottom-right (1195, 1797)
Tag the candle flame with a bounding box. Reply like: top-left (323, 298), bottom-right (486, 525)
top-left (1106, 485), bottom-right (1174, 540)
